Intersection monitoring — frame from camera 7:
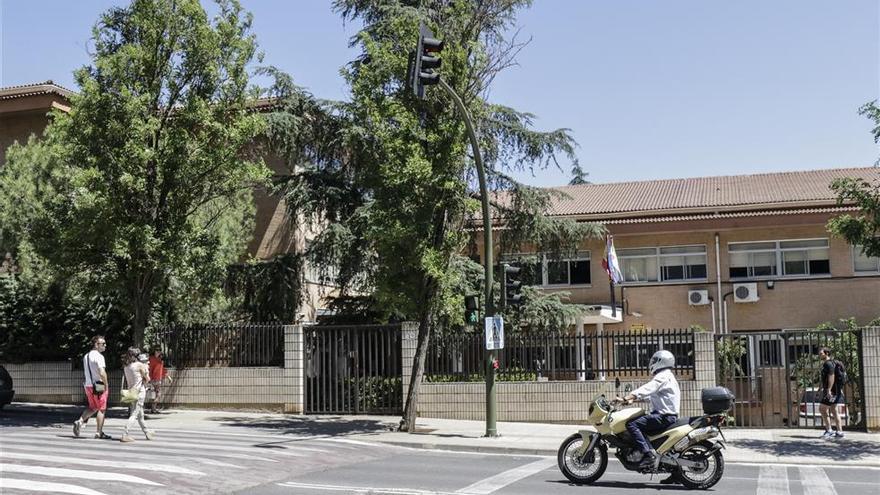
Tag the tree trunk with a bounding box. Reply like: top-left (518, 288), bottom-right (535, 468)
top-left (131, 275), bottom-right (154, 349)
top-left (399, 278), bottom-right (437, 433)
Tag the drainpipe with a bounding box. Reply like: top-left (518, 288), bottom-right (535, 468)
top-left (715, 233), bottom-right (723, 334)
top-left (710, 300), bottom-right (716, 334)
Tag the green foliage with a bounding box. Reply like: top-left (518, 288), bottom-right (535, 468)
top-left (225, 253), bottom-right (304, 323)
top-left (348, 376), bottom-right (403, 410)
top-left (715, 337), bottom-right (746, 382)
top-left (826, 176), bottom-right (880, 258)
top-left (1, 0), bottom-right (269, 346)
top-left (265, 0), bottom-right (602, 325)
top-left (0, 273), bottom-right (132, 366)
top-left (425, 368), bottom-right (537, 383)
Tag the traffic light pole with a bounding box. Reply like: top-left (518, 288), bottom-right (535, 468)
top-left (438, 78), bottom-right (498, 437)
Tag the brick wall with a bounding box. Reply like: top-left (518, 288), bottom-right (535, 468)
top-left (411, 329), bottom-right (724, 423)
top-left (863, 327), bottom-right (880, 432)
top-left (1, 325), bottom-right (304, 412)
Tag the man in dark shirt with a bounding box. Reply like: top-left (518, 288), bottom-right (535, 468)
top-left (818, 347), bottom-right (844, 439)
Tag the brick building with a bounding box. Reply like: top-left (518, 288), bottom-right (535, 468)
top-left (478, 167), bottom-right (880, 336)
top-left (0, 81), bottom-right (330, 320)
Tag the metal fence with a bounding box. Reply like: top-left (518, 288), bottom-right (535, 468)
top-left (304, 324), bottom-right (403, 414)
top-left (150, 323), bottom-right (285, 368)
top-left (715, 328), bottom-right (865, 429)
top-left (426, 328), bottom-right (696, 382)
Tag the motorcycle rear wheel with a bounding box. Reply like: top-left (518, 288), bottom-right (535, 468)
top-left (557, 433), bottom-right (607, 485)
top-left (674, 440), bottom-right (724, 490)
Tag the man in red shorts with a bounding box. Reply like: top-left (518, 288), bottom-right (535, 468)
top-left (73, 335), bottom-right (112, 439)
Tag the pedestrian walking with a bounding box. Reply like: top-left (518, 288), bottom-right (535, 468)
top-left (121, 348), bottom-right (155, 443)
top-left (818, 347), bottom-right (845, 439)
top-left (147, 349), bottom-right (172, 414)
top-left (73, 335), bottom-right (111, 440)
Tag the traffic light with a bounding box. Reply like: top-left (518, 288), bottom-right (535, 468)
top-left (499, 263), bottom-right (523, 309)
top-left (464, 295), bottom-right (479, 325)
top-left (411, 23), bottom-right (444, 99)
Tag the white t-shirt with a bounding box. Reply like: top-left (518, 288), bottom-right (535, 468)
top-left (82, 350), bottom-right (106, 386)
top-left (124, 362), bottom-right (147, 392)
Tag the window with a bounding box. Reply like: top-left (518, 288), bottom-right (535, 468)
top-left (613, 336), bottom-right (693, 369)
top-left (502, 252), bottom-right (591, 287)
top-left (617, 245), bottom-right (707, 283)
top-left (729, 239), bottom-right (830, 279)
top-left (854, 245), bottom-right (880, 274)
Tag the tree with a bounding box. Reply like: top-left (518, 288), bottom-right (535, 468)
top-left (826, 101), bottom-right (880, 257)
top-left (2, 0), bottom-right (268, 347)
top-left (264, 0), bottom-right (603, 432)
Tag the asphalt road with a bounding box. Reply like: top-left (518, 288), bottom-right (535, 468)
top-left (244, 449), bottom-right (880, 495)
top-left (1, 407), bottom-right (877, 495)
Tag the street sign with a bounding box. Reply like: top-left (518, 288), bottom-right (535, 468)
top-left (485, 315), bottom-right (504, 350)
top-left (630, 323), bottom-right (647, 331)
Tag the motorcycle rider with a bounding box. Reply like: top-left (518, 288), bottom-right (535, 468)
top-left (619, 350), bottom-right (681, 474)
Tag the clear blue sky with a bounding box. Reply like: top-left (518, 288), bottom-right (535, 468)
top-left (2, 0), bottom-right (878, 186)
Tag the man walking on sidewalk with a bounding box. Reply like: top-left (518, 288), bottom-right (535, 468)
top-left (818, 347), bottom-right (845, 439)
top-left (73, 335), bottom-right (112, 440)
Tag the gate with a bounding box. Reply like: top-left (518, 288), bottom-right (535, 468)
top-left (303, 324), bottom-right (402, 414)
top-left (715, 329), bottom-right (865, 429)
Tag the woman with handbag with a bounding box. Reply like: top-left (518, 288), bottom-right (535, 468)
top-left (121, 348), bottom-right (155, 443)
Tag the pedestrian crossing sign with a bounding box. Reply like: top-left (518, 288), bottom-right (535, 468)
top-left (485, 316), bottom-right (504, 350)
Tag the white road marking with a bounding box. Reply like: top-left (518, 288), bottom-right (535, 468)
top-left (99, 428), bottom-right (332, 453)
top-left (0, 463), bottom-right (162, 486)
top-left (0, 442), bottom-right (242, 468)
top-left (454, 457), bottom-right (556, 494)
top-left (1, 435), bottom-right (281, 462)
top-left (799, 467), bottom-right (838, 495)
top-left (0, 478), bottom-right (107, 495)
top-left (323, 438), bottom-right (383, 447)
top-left (757, 465), bottom-right (791, 495)
top-left (278, 481), bottom-right (458, 494)
top-left (0, 452), bottom-right (204, 475)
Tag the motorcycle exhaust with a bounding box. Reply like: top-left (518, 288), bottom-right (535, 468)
top-left (673, 426), bottom-right (719, 452)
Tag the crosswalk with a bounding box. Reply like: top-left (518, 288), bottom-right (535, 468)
top-left (0, 423), bottom-right (399, 495)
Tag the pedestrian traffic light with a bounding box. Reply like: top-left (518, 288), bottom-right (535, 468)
top-left (499, 263), bottom-right (523, 309)
top-left (464, 295), bottom-right (479, 325)
top-left (411, 23), bottom-right (444, 99)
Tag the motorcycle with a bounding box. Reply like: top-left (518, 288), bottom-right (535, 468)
top-left (557, 387), bottom-right (734, 490)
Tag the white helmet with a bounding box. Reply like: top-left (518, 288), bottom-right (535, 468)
top-left (649, 350), bottom-right (675, 374)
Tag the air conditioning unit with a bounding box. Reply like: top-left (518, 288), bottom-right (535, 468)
top-left (733, 282), bottom-right (759, 303)
top-left (688, 289), bottom-right (710, 306)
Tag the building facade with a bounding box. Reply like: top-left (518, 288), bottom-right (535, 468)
top-left (482, 168), bottom-right (880, 333)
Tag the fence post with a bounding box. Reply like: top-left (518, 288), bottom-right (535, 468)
top-left (401, 322), bottom-right (419, 412)
top-left (282, 325), bottom-right (304, 414)
top-left (862, 326), bottom-right (880, 432)
top-left (687, 330), bottom-right (716, 417)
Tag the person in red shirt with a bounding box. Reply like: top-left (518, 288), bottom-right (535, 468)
top-left (147, 349), bottom-right (172, 414)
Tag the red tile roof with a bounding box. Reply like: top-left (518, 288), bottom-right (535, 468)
top-left (545, 167), bottom-right (880, 218)
top-left (0, 81), bottom-right (74, 101)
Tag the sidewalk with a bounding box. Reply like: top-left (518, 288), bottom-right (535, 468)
top-left (4, 403), bottom-right (879, 467)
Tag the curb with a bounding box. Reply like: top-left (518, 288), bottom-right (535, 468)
top-left (372, 440), bottom-right (880, 468)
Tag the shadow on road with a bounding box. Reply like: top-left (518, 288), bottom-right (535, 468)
top-left (547, 479), bottom-right (684, 491)
top-left (730, 437), bottom-right (878, 461)
top-left (0, 403), bottom-right (137, 428)
top-left (205, 415), bottom-right (397, 438)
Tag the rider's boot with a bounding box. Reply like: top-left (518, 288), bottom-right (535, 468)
top-left (638, 450), bottom-right (658, 470)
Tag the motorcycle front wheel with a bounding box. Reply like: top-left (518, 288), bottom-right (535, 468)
top-left (557, 433), bottom-right (607, 485)
top-left (674, 440), bottom-right (724, 490)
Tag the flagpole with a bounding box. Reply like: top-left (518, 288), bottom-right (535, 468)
top-left (610, 280), bottom-right (616, 317)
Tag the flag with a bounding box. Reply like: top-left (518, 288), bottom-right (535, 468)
top-left (602, 235), bottom-right (624, 284)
